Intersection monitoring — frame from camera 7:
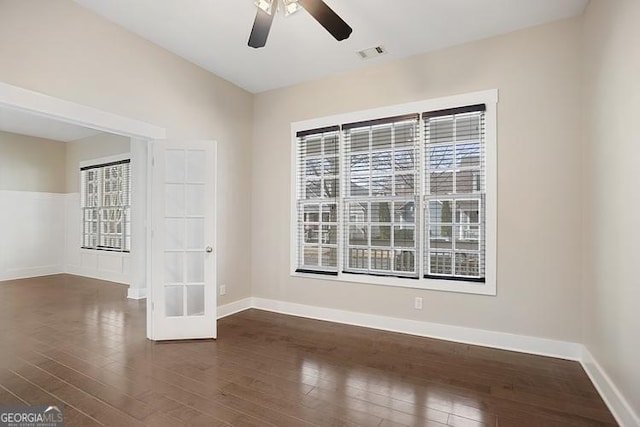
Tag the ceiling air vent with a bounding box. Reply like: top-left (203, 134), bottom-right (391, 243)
top-left (357, 46), bottom-right (387, 60)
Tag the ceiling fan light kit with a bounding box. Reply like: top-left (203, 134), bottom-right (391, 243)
top-left (248, 0), bottom-right (352, 49)
top-left (282, 0), bottom-right (303, 16)
top-left (255, 0), bottom-right (275, 15)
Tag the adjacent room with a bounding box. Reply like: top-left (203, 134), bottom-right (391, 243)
top-left (0, 0), bottom-right (638, 426)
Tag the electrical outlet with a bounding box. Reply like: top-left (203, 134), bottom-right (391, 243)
top-left (219, 285), bottom-right (226, 296)
top-left (414, 297), bottom-right (423, 310)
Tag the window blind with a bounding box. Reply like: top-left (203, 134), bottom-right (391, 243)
top-left (295, 126), bottom-right (340, 275)
top-left (423, 104), bottom-right (486, 281)
top-left (342, 114), bottom-right (420, 278)
top-left (80, 159), bottom-right (131, 252)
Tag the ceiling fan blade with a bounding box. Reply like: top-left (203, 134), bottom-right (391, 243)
top-left (248, 8), bottom-right (275, 48)
top-left (298, 0), bottom-right (352, 41)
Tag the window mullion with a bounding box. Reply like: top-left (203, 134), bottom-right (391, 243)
top-left (418, 117), bottom-right (425, 279)
top-left (337, 127), bottom-right (345, 277)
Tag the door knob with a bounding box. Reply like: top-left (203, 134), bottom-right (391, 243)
top-left (205, 246), bottom-right (213, 253)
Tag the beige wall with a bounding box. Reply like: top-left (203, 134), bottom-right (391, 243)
top-left (0, 131), bottom-right (66, 193)
top-left (583, 0), bottom-right (640, 417)
top-left (252, 18), bottom-right (584, 342)
top-left (0, 0), bottom-right (254, 304)
top-left (65, 133), bottom-right (130, 193)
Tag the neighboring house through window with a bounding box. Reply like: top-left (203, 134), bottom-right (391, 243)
top-left (80, 158), bottom-right (131, 252)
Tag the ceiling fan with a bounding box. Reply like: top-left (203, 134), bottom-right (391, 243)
top-left (248, 0), bottom-right (353, 48)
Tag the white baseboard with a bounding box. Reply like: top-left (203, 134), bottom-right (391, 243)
top-left (251, 297), bottom-right (583, 360)
top-left (581, 348), bottom-right (639, 427)
top-left (0, 265), bottom-right (64, 282)
top-left (217, 297), bottom-right (253, 319)
top-left (127, 287), bottom-right (147, 300)
top-left (65, 265), bottom-right (129, 285)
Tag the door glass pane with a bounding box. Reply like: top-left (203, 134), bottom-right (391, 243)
top-left (187, 285), bottom-right (205, 316)
top-left (186, 218), bottom-right (204, 250)
top-left (186, 184), bottom-right (205, 216)
top-left (186, 150), bottom-right (206, 183)
top-left (164, 252), bottom-right (183, 283)
top-left (165, 184), bottom-right (185, 216)
top-left (186, 252), bottom-right (204, 283)
top-left (165, 150), bottom-right (185, 182)
top-left (165, 285), bottom-right (184, 317)
top-left (165, 219), bottom-right (184, 250)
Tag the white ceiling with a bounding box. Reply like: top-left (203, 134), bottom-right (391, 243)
top-left (75, 0), bottom-right (588, 93)
top-left (0, 106), bottom-right (103, 142)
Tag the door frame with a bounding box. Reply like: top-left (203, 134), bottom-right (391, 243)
top-left (0, 82), bottom-right (167, 340)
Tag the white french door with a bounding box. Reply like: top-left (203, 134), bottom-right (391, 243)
top-left (149, 140), bottom-right (217, 340)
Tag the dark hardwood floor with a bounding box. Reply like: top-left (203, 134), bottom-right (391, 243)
top-left (0, 274), bottom-right (616, 426)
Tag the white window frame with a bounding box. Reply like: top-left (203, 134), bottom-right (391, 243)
top-left (80, 153), bottom-right (132, 253)
top-left (290, 89), bottom-right (498, 296)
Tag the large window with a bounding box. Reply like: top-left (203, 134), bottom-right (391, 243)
top-left (292, 91), bottom-right (496, 294)
top-left (81, 159), bottom-right (131, 252)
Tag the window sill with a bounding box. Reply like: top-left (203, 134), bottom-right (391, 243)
top-left (290, 270), bottom-right (496, 296)
top-left (80, 248), bottom-right (131, 256)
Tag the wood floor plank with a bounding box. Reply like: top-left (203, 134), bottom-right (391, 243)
top-left (0, 368), bottom-right (103, 426)
top-left (0, 274), bottom-right (618, 427)
top-left (9, 361), bottom-right (143, 426)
